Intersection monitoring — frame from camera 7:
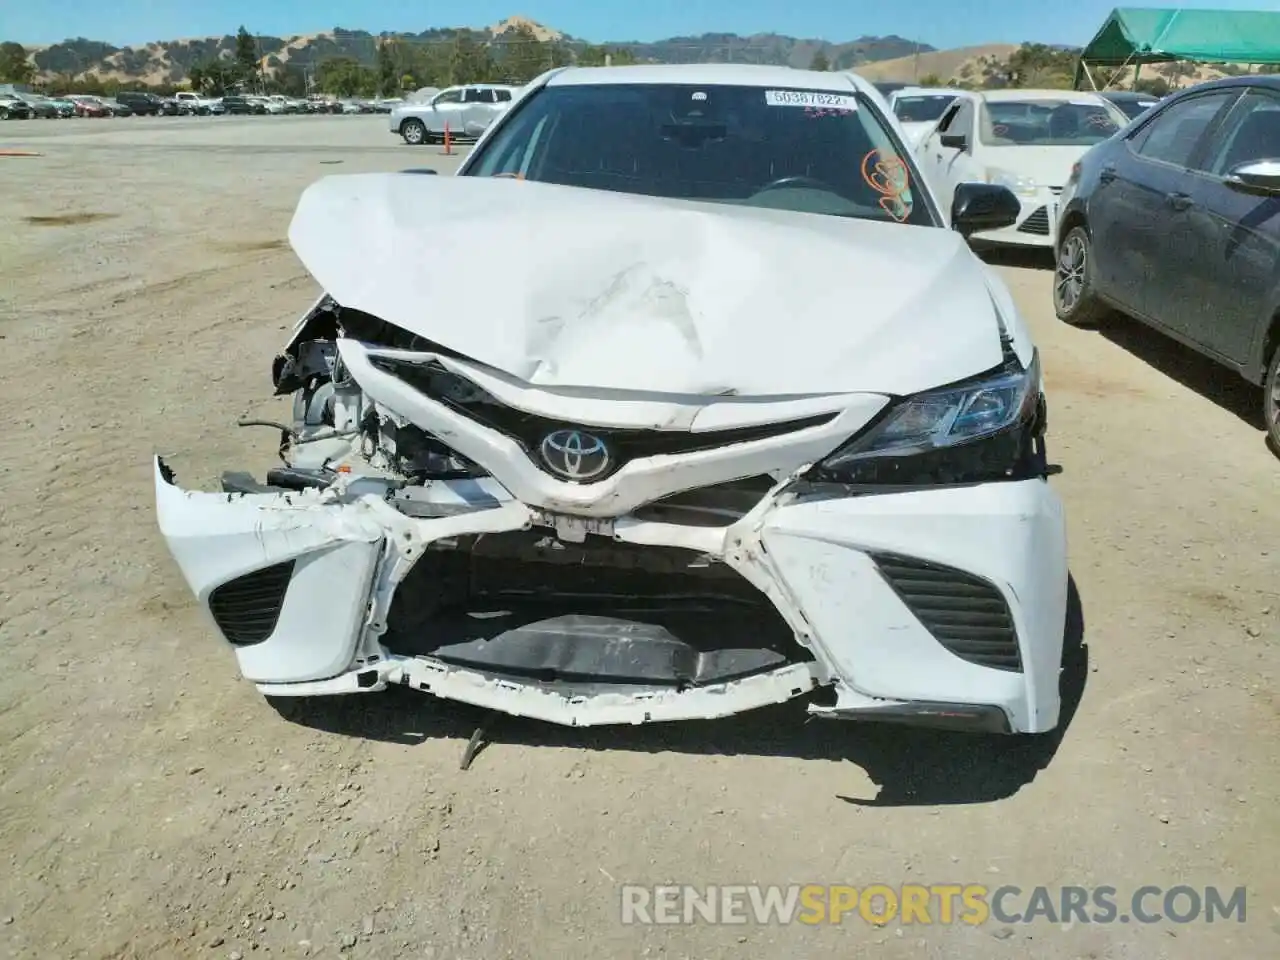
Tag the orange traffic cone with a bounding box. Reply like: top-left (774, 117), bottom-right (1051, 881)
top-left (443, 121), bottom-right (452, 155)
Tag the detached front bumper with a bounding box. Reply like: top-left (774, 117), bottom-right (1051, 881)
top-left (155, 457), bottom-right (1068, 733)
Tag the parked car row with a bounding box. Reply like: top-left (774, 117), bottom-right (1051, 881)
top-left (0, 89), bottom-right (404, 119)
top-left (889, 75), bottom-right (1278, 449)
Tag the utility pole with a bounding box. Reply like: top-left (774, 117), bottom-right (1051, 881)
top-left (913, 40), bottom-right (921, 82)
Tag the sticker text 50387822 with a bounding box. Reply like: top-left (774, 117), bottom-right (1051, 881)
top-left (764, 90), bottom-right (858, 111)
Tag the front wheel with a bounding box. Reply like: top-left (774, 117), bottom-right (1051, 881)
top-left (1264, 345), bottom-right (1280, 454)
top-left (401, 118), bottom-right (427, 145)
top-left (1053, 225), bottom-right (1109, 328)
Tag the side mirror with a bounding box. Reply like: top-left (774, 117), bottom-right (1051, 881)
top-left (951, 182), bottom-right (1022, 237)
top-left (1225, 159), bottom-right (1280, 197)
top-left (941, 133), bottom-right (968, 150)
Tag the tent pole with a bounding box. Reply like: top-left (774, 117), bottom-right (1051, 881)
top-left (1079, 60), bottom-right (1099, 91)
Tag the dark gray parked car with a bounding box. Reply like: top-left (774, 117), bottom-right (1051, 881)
top-left (1055, 76), bottom-right (1280, 450)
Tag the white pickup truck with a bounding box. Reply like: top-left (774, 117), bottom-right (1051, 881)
top-left (173, 91), bottom-right (226, 116)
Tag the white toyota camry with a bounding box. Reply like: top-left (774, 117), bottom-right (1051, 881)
top-left (155, 64), bottom-right (1070, 736)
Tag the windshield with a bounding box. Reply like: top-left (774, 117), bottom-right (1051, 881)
top-left (464, 82), bottom-right (935, 227)
top-left (980, 98), bottom-right (1126, 146)
top-left (893, 94), bottom-right (956, 123)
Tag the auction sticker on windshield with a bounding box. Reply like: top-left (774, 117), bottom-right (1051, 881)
top-left (765, 90), bottom-right (858, 110)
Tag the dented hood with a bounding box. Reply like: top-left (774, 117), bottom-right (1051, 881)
top-left (288, 173), bottom-right (1006, 397)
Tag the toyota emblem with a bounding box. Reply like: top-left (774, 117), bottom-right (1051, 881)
top-left (539, 429), bottom-right (611, 482)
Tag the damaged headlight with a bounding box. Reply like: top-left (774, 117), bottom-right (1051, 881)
top-left (810, 349), bottom-right (1046, 486)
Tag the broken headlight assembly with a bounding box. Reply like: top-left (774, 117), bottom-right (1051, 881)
top-left (810, 349), bottom-right (1047, 486)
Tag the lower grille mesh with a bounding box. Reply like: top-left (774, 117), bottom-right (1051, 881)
top-left (208, 560), bottom-right (295, 646)
top-left (872, 554), bottom-right (1022, 672)
top-left (1017, 206), bottom-right (1050, 235)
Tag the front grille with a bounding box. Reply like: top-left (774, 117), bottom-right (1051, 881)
top-left (1017, 206), bottom-right (1051, 235)
top-left (372, 357), bottom-right (836, 482)
top-left (382, 532), bottom-right (812, 687)
top-left (871, 554), bottom-right (1022, 672)
top-left (208, 560), bottom-right (295, 646)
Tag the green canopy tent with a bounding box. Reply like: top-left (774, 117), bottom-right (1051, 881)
top-left (1074, 6), bottom-right (1280, 90)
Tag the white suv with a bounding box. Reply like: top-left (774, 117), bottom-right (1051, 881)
top-left (390, 84), bottom-right (521, 144)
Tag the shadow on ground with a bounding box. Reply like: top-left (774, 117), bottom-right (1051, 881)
top-left (977, 246), bottom-right (1056, 272)
top-left (1096, 315), bottom-right (1266, 432)
top-left (271, 577), bottom-right (1089, 807)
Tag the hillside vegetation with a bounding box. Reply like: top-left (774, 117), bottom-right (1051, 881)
top-left (2, 18), bottom-right (1274, 98)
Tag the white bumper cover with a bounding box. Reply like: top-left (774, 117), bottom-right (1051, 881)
top-left (155, 451), bottom-right (1068, 733)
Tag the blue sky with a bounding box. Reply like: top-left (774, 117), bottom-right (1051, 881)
top-left (7, 0), bottom-right (1280, 49)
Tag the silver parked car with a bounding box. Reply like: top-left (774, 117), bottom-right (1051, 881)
top-left (390, 84), bottom-right (521, 145)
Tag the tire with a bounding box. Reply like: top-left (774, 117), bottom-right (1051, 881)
top-left (1265, 343), bottom-right (1280, 454)
top-left (401, 118), bottom-right (426, 145)
top-left (1053, 225), bottom-right (1110, 327)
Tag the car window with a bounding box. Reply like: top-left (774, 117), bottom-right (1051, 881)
top-left (464, 88), bottom-right (494, 104)
top-left (979, 98), bottom-right (1125, 146)
top-left (892, 94), bottom-right (956, 124)
top-left (433, 89), bottom-right (462, 105)
top-left (949, 100), bottom-right (975, 140)
top-left (464, 82), bottom-right (936, 227)
top-left (1207, 89), bottom-right (1280, 176)
top-left (1130, 92), bottom-right (1236, 169)
top-left (934, 100), bottom-right (962, 134)
top-left (494, 89), bottom-right (513, 102)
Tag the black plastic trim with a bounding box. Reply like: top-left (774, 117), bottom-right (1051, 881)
top-left (813, 700), bottom-right (1013, 733)
top-left (208, 561), bottom-right (296, 646)
top-left (871, 552), bottom-right (1023, 672)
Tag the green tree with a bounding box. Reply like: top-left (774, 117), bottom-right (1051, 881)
top-left (376, 39), bottom-right (398, 96)
top-left (577, 45), bottom-right (638, 67)
top-left (447, 33), bottom-right (493, 84)
top-left (276, 63), bottom-right (307, 97)
top-left (988, 43), bottom-right (1077, 89)
top-left (234, 26), bottom-right (261, 89)
top-left (189, 58), bottom-right (239, 96)
top-left (501, 24), bottom-right (543, 82)
top-left (546, 42), bottom-right (572, 69)
top-left (0, 41), bottom-right (35, 84)
top-left (809, 50), bottom-right (830, 72)
top-left (315, 56), bottom-right (373, 96)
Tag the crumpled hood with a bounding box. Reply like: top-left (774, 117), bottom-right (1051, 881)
top-left (288, 173), bottom-right (1006, 397)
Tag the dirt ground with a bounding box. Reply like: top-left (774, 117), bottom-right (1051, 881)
top-left (0, 114), bottom-right (1276, 960)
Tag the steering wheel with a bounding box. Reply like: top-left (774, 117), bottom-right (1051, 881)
top-left (753, 175), bottom-right (838, 194)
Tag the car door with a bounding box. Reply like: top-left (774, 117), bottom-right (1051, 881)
top-left (1087, 89), bottom-right (1238, 321)
top-left (920, 98), bottom-right (977, 213)
top-left (461, 86), bottom-right (497, 135)
top-left (918, 99), bottom-right (961, 180)
top-left (427, 87), bottom-right (465, 133)
top-left (1178, 88), bottom-right (1280, 364)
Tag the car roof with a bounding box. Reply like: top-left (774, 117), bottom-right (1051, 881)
top-left (890, 87), bottom-right (958, 98)
top-left (1155, 74), bottom-right (1280, 95)
top-left (1101, 90), bottom-right (1158, 101)
top-left (544, 63), bottom-right (871, 97)
top-left (978, 88), bottom-right (1110, 104)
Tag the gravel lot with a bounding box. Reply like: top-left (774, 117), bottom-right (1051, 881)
top-left (1, 114), bottom-right (1276, 960)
